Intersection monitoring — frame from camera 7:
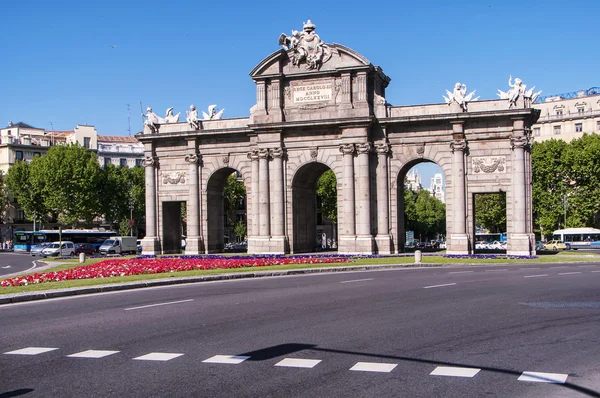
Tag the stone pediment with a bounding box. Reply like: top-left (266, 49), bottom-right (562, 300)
top-left (249, 44), bottom-right (376, 79)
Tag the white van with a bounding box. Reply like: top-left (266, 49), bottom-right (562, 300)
top-left (41, 241), bottom-right (76, 257)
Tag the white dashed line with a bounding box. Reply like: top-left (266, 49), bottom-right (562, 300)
top-left (430, 366), bottom-right (481, 378)
top-left (449, 271), bottom-right (473, 274)
top-left (275, 358), bottom-right (321, 368)
top-left (423, 283), bottom-right (457, 289)
top-left (550, 266), bottom-right (568, 269)
top-left (485, 269), bottom-right (507, 272)
top-left (350, 362), bottom-right (397, 373)
top-left (68, 350), bottom-right (119, 358)
top-left (520, 267), bottom-right (540, 270)
top-left (518, 371), bottom-right (568, 384)
top-left (558, 272), bottom-right (582, 276)
top-left (524, 274), bottom-right (548, 278)
top-left (4, 347), bottom-right (59, 355)
top-left (340, 278), bottom-right (374, 284)
top-left (124, 299), bottom-right (194, 311)
top-left (133, 352), bottom-right (183, 361)
top-left (202, 355), bottom-right (250, 364)
top-left (592, 271), bottom-right (600, 273)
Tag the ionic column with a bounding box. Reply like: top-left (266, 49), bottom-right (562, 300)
top-left (356, 142), bottom-right (372, 236)
top-left (375, 143), bottom-right (390, 237)
top-left (339, 144), bottom-right (356, 237)
top-left (270, 147), bottom-right (285, 237)
top-left (247, 150), bottom-right (259, 237)
top-left (450, 138), bottom-right (467, 236)
top-left (258, 148), bottom-right (271, 237)
top-left (511, 135), bottom-right (528, 234)
top-left (143, 155), bottom-right (158, 238)
top-left (185, 152), bottom-right (201, 254)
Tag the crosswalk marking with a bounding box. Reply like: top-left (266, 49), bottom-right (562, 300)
top-left (202, 355), bottom-right (250, 364)
top-left (67, 350), bottom-right (120, 358)
top-left (275, 358), bottom-right (321, 368)
top-left (4, 347), bottom-right (59, 355)
top-left (518, 372), bottom-right (568, 383)
top-left (350, 362), bottom-right (397, 373)
top-left (133, 352), bottom-right (183, 361)
top-left (430, 366), bottom-right (481, 378)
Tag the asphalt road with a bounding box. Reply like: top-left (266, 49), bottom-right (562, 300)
top-left (0, 251), bottom-right (46, 277)
top-left (1, 262), bottom-right (599, 397)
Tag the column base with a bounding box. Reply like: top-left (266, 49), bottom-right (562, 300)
top-left (355, 235), bottom-right (375, 255)
top-left (375, 235), bottom-right (392, 254)
top-left (337, 235), bottom-right (356, 254)
top-left (247, 236), bottom-right (286, 254)
top-left (507, 234), bottom-right (533, 256)
top-left (141, 236), bottom-right (160, 256)
top-left (446, 234), bottom-right (469, 255)
top-left (184, 237), bottom-right (204, 255)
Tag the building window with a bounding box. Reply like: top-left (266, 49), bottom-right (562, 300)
top-left (533, 127), bottom-right (540, 136)
top-left (553, 125), bottom-right (561, 135)
top-left (575, 123), bottom-right (583, 132)
top-left (577, 107), bottom-right (585, 114)
top-left (120, 158), bottom-right (127, 167)
top-left (104, 157), bottom-right (112, 166)
top-left (556, 110), bottom-right (563, 116)
top-left (135, 159), bottom-right (143, 167)
top-left (84, 137), bottom-right (91, 149)
top-left (597, 121), bottom-right (600, 131)
top-left (15, 151), bottom-right (23, 161)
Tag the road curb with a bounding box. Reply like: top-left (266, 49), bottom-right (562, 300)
top-left (0, 262), bottom-right (448, 305)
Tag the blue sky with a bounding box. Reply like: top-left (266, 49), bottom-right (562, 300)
top-left (2, 0), bottom-right (598, 186)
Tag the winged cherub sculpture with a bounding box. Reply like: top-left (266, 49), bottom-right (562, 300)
top-left (202, 105), bottom-right (224, 120)
top-left (443, 82), bottom-right (479, 112)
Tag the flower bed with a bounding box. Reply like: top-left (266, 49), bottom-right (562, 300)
top-left (0, 256), bottom-right (352, 287)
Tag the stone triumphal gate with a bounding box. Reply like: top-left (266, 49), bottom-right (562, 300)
top-left (139, 21), bottom-right (540, 256)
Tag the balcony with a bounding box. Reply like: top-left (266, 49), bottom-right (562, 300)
top-left (536, 109), bottom-right (600, 123)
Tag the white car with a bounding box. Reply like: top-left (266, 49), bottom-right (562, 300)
top-left (41, 241), bottom-right (76, 257)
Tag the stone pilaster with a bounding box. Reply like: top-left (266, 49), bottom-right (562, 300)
top-left (246, 149), bottom-right (260, 254)
top-left (355, 142), bottom-right (374, 254)
top-left (141, 155), bottom-right (160, 254)
top-left (258, 148), bottom-right (271, 237)
top-left (184, 151), bottom-right (202, 254)
top-left (375, 143), bottom-right (391, 254)
top-left (508, 118), bottom-right (532, 255)
top-left (447, 122), bottom-right (469, 254)
top-left (338, 144), bottom-right (356, 253)
top-left (269, 147), bottom-right (286, 251)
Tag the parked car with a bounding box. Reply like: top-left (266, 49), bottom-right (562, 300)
top-left (74, 243), bottom-right (96, 255)
top-left (30, 242), bottom-right (51, 256)
top-left (41, 241), bottom-right (76, 257)
top-left (544, 240), bottom-right (568, 251)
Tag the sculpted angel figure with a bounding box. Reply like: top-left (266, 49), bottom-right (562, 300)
top-left (278, 20), bottom-right (332, 70)
top-left (497, 75), bottom-right (542, 108)
top-left (443, 82), bottom-right (479, 112)
top-left (164, 107), bottom-right (180, 123)
top-left (202, 105), bottom-right (224, 120)
top-left (186, 104), bottom-right (201, 129)
top-left (142, 106), bottom-right (161, 133)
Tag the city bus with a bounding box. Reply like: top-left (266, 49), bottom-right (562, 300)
top-left (475, 232), bottom-right (507, 243)
top-left (552, 227), bottom-right (600, 250)
top-left (13, 229), bottom-right (118, 252)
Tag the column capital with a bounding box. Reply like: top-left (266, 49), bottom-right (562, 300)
top-left (270, 147), bottom-right (285, 159)
top-left (184, 153), bottom-right (201, 165)
top-left (375, 142), bottom-right (390, 155)
top-left (258, 148), bottom-right (270, 159)
top-left (356, 142), bottom-right (372, 154)
top-left (247, 149), bottom-right (260, 161)
top-left (450, 139), bottom-right (467, 153)
top-left (510, 136), bottom-right (528, 150)
top-left (142, 155), bottom-right (158, 167)
top-left (339, 143), bottom-right (355, 155)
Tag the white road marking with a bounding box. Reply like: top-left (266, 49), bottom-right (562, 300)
top-left (1, 265), bottom-right (11, 269)
top-left (4, 347), bottom-right (58, 355)
top-left (449, 271), bottom-right (473, 274)
top-left (592, 271), bottom-right (600, 273)
top-left (524, 274), bottom-right (548, 278)
top-left (202, 355), bottom-right (250, 364)
top-left (133, 352), bottom-right (183, 361)
top-left (275, 358), bottom-right (321, 368)
top-left (485, 269), bottom-right (507, 272)
top-left (430, 366), bottom-right (481, 378)
top-left (124, 299), bottom-right (194, 311)
top-left (518, 371), bottom-right (568, 383)
top-left (68, 350), bottom-right (119, 358)
top-left (340, 278), bottom-right (374, 284)
top-left (520, 267), bottom-right (540, 270)
top-left (550, 266), bottom-right (568, 269)
top-left (424, 283), bottom-right (457, 289)
top-left (350, 362), bottom-right (397, 373)
top-left (558, 272), bottom-right (582, 276)
top-left (577, 264), bottom-right (598, 267)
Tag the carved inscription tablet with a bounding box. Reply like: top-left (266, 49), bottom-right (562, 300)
top-left (472, 156), bottom-right (506, 174)
top-left (293, 83), bottom-right (333, 103)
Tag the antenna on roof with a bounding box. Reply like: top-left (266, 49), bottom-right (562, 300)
top-left (127, 104), bottom-right (131, 136)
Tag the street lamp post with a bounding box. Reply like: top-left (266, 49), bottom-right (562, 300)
top-left (129, 199), bottom-right (134, 237)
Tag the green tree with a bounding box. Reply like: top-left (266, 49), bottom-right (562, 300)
top-left (474, 193), bottom-right (506, 233)
top-left (0, 171), bottom-right (11, 223)
top-left (404, 188), bottom-right (445, 241)
top-left (316, 169), bottom-right (337, 223)
top-left (6, 159), bottom-right (51, 225)
top-left (233, 220), bottom-right (247, 241)
top-left (223, 172), bottom-right (246, 228)
top-left (32, 143), bottom-right (104, 227)
top-left (100, 164), bottom-right (146, 235)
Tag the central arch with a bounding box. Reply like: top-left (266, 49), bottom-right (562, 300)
top-left (291, 162), bottom-right (337, 253)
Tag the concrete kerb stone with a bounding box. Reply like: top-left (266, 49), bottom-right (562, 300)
top-left (0, 259), bottom-right (589, 305)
